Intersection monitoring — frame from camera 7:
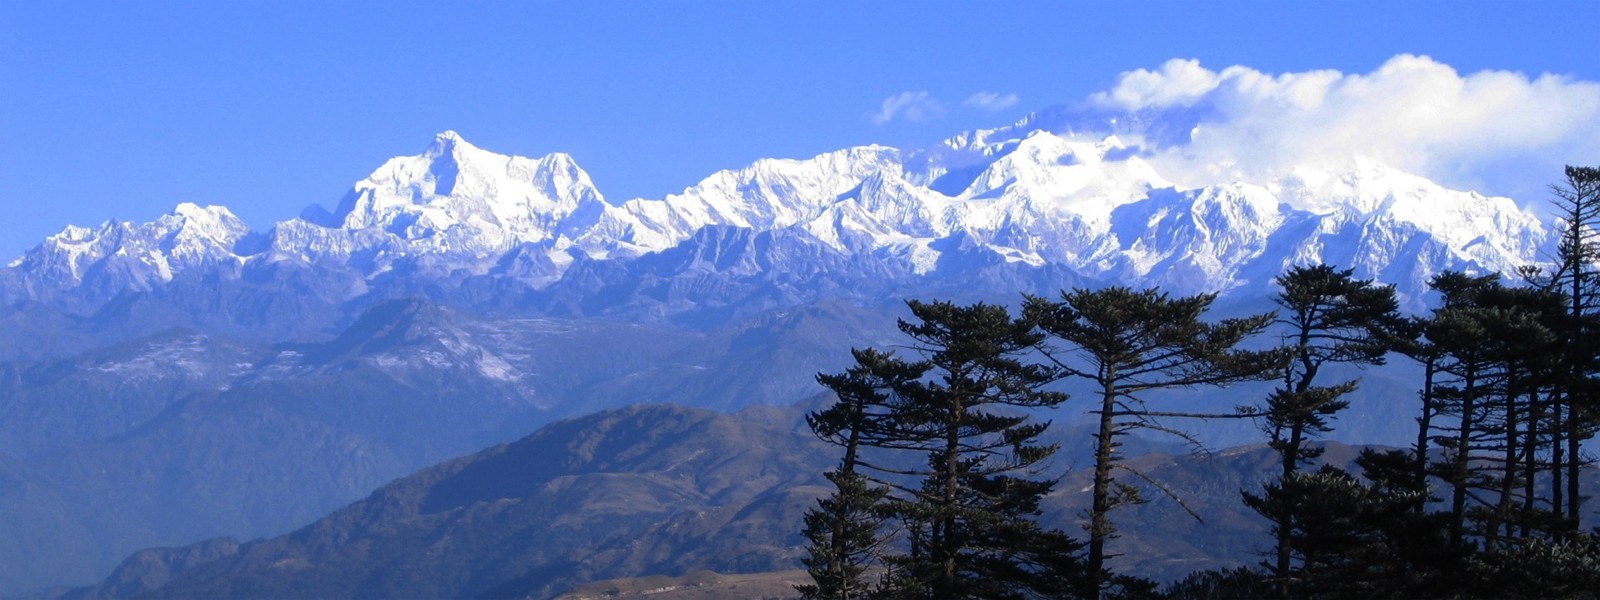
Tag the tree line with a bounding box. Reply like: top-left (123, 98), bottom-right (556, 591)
top-left (797, 166), bottom-right (1600, 599)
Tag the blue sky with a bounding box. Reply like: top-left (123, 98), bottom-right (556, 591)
top-left (3, 1), bottom-right (1598, 257)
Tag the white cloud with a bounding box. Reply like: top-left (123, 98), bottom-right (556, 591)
top-left (1093, 59), bottom-right (1222, 109)
top-left (871, 91), bottom-right (945, 125)
top-left (963, 91), bottom-right (1020, 112)
top-left (1085, 55), bottom-right (1600, 198)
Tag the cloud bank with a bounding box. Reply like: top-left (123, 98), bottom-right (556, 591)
top-left (1079, 55), bottom-right (1600, 199)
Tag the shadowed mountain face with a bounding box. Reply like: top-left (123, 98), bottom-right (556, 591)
top-left (0, 298), bottom-right (904, 593)
top-left (64, 403), bottom-right (835, 600)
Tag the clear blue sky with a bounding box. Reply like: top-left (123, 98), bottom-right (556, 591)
top-left (3, 1), bottom-right (1597, 257)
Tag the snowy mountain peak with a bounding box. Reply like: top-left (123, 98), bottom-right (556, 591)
top-left (327, 132), bottom-right (609, 251)
top-left (421, 129), bottom-right (481, 163)
top-left (5, 203), bottom-right (248, 295)
top-left (433, 129), bottom-right (466, 144)
top-left (1, 120), bottom-right (1558, 315)
top-left (168, 203), bottom-right (249, 243)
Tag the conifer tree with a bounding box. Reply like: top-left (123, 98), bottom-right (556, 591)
top-left (1423, 271), bottom-right (1505, 545)
top-left (1423, 273), bottom-right (1566, 546)
top-left (804, 301), bottom-right (1085, 600)
top-left (1247, 460), bottom-right (1440, 599)
top-left (800, 349), bottom-right (920, 599)
top-left (1026, 287), bottom-right (1284, 598)
top-left (1248, 264), bottom-right (1403, 597)
top-left (881, 300), bottom-right (1082, 599)
top-left (1393, 314), bottom-right (1442, 498)
top-left (1528, 165), bottom-right (1600, 533)
top-left (800, 469), bottom-right (892, 600)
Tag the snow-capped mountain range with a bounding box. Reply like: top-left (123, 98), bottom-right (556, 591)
top-left (3, 123), bottom-right (1551, 318)
top-left (0, 117), bottom-right (1558, 593)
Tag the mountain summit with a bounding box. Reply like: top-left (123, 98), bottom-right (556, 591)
top-left (1, 125), bottom-right (1552, 321)
top-left (332, 130), bottom-right (609, 246)
top-left (5, 202), bottom-right (249, 298)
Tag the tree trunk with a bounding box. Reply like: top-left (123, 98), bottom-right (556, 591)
top-left (1450, 368), bottom-right (1477, 546)
top-left (939, 391), bottom-right (962, 596)
top-left (1568, 421), bottom-right (1583, 528)
top-left (1492, 390), bottom-right (1518, 548)
top-left (1552, 397), bottom-right (1565, 535)
top-left (1276, 421), bottom-right (1304, 599)
top-left (1086, 376), bottom-right (1117, 600)
top-left (1415, 356), bottom-right (1437, 508)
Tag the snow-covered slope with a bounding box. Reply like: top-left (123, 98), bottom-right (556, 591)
top-left (1, 123), bottom-right (1553, 317)
top-left (5, 202), bottom-right (248, 303)
top-left (330, 131), bottom-right (614, 254)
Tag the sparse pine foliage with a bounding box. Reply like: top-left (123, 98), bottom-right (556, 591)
top-left (1524, 164), bottom-right (1600, 534)
top-left (1261, 265), bottom-right (1402, 469)
top-left (801, 348), bottom-right (921, 600)
top-left (1161, 566), bottom-right (1272, 600)
top-left (1467, 534), bottom-right (1600, 599)
top-left (1250, 264), bottom-right (1404, 597)
top-left (799, 468), bottom-right (891, 600)
top-left (801, 301), bottom-right (1084, 600)
top-left (1025, 287), bottom-right (1284, 599)
top-left (1419, 272), bottom-right (1568, 546)
top-left (1244, 449), bottom-right (1464, 599)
